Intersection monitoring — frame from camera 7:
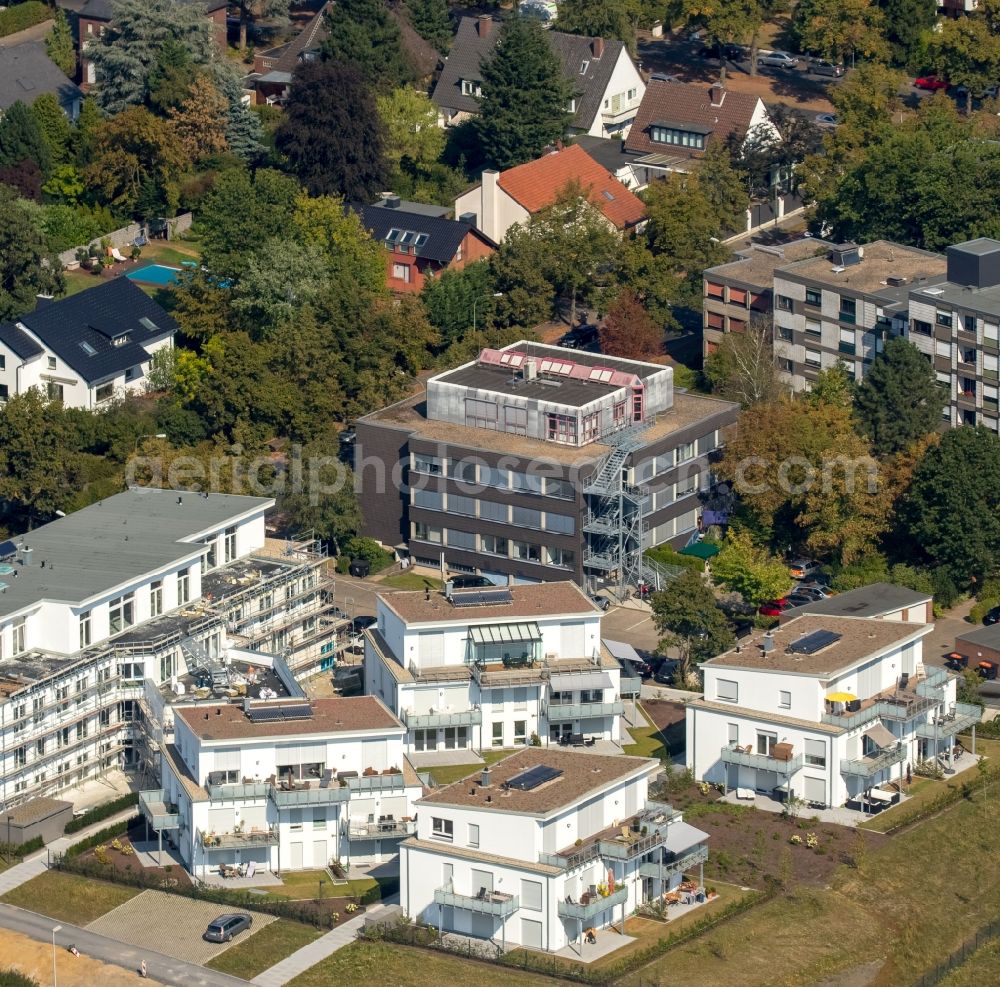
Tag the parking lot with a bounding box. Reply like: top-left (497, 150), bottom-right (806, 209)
top-left (86, 889), bottom-right (274, 965)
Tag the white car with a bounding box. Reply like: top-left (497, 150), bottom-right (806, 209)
top-left (758, 51), bottom-right (799, 69)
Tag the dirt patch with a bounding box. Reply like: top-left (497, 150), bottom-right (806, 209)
top-left (642, 699), bottom-right (686, 732)
top-left (0, 928), bottom-right (157, 986)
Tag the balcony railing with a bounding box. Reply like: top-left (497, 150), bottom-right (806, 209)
top-left (209, 782), bottom-right (270, 801)
top-left (916, 702), bottom-right (982, 740)
top-left (199, 827), bottom-right (278, 850)
top-left (271, 784), bottom-right (350, 807)
top-left (401, 708), bottom-right (483, 729)
top-left (720, 746), bottom-right (803, 776)
top-left (139, 789), bottom-right (179, 830)
top-left (558, 885), bottom-right (628, 921)
top-left (638, 844), bottom-right (709, 882)
top-left (346, 773), bottom-right (406, 794)
top-left (542, 700), bottom-right (625, 720)
top-left (841, 743), bottom-right (905, 778)
top-left (619, 676), bottom-right (642, 699)
top-left (434, 886), bottom-right (519, 917)
top-left (345, 819), bottom-right (416, 841)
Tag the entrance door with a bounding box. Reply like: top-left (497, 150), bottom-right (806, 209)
top-left (289, 842), bottom-right (303, 870)
top-left (313, 839), bottom-right (327, 868)
top-left (521, 918), bottom-right (542, 949)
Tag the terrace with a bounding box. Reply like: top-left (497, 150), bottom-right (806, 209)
top-left (199, 826), bottom-right (279, 850)
top-left (542, 699), bottom-right (625, 720)
top-left (138, 789), bottom-right (179, 831)
top-left (558, 884), bottom-right (628, 921)
top-left (720, 746), bottom-right (804, 775)
top-left (433, 884), bottom-right (519, 917)
top-left (821, 668), bottom-right (950, 730)
top-left (841, 743), bottom-right (906, 779)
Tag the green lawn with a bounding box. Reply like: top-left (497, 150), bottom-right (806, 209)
top-left (207, 919), bottom-right (320, 980)
top-left (0, 871), bottom-right (138, 925)
top-left (378, 572), bottom-right (444, 591)
top-left (249, 870), bottom-right (377, 901)
top-left (939, 937), bottom-right (1000, 986)
top-left (623, 706), bottom-right (671, 761)
top-left (287, 941), bottom-right (556, 987)
top-left (425, 749), bottom-right (511, 787)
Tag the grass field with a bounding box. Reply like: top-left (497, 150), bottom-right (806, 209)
top-left (0, 871), bottom-right (138, 925)
top-left (248, 870), bottom-right (377, 901)
top-left (425, 749), bottom-right (511, 787)
top-left (207, 919), bottom-right (320, 980)
top-left (287, 941), bottom-right (557, 987)
top-left (377, 572), bottom-right (445, 591)
top-left (622, 705), bottom-right (674, 761)
top-left (939, 937), bottom-right (1000, 986)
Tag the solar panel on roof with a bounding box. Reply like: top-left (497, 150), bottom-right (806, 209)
top-left (450, 588), bottom-right (514, 607)
top-left (507, 765), bottom-right (563, 791)
top-left (788, 630), bottom-right (842, 655)
top-left (246, 702), bottom-right (313, 723)
top-left (0, 540), bottom-right (17, 560)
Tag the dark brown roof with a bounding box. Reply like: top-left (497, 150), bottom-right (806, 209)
top-left (625, 79), bottom-right (762, 158)
top-left (175, 697), bottom-right (403, 741)
top-left (262, 2), bottom-right (334, 74)
top-left (420, 747), bottom-right (656, 815)
top-left (380, 581), bottom-right (598, 625)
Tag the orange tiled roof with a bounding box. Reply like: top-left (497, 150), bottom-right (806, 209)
top-left (498, 145), bottom-right (646, 229)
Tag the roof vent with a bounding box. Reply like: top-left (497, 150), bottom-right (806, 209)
top-left (886, 276), bottom-right (907, 287)
top-left (480, 766), bottom-right (491, 788)
top-left (829, 243), bottom-right (862, 267)
top-left (709, 81), bottom-right (726, 107)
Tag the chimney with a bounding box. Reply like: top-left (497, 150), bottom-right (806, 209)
top-left (383, 194), bottom-right (401, 209)
top-left (591, 36), bottom-right (604, 59)
top-left (481, 169), bottom-right (500, 242)
top-left (480, 766), bottom-right (491, 788)
top-left (478, 14), bottom-right (492, 37)
top-left (709, 81), bottom-right (725, 107)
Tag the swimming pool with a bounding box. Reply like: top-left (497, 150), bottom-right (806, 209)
top-left (126, 264), bottom-right (182, 285)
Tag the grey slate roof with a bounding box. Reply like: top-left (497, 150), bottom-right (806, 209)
top-left (432, 16), bottom-right (627, 131)
top-left (574, 135), bottom-right (633, 175)
top-left (955, 624), bottom-right (1000, 650)
top-left (783, 583), bottom-right (931, 620)
top-left (16, 278), bottom-right (177, 385)
top-left (355, 205), bottom-right (494, 264)
top-left (0, 321), bottom-right (44, 360)
top-left (0, 488), bottom-right (273, 621)
top-left (0, 42), bottom-right (82, 116)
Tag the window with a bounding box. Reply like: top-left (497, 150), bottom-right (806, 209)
top-left (108, 594), bottom-right (135, 634)
top-left (225, 526), bottom-right (237, 563)
top-left (935, 339), bottom-right (952, 359)
top-left (0, 384), bottom-right (7, 401)
top-left (466, 398), bottom-right (498, 429)
top-left (47, 382), bottom-right (64, 402)
top-left (779, 690), bottom-right (791, 709)
top-left (504, 405), bottom-right (528, 435)
top-left (546, 477), bottom-right (574, 499)
top-left (674, 474), bottom-right (698, 498)
top-left (413, 453), bottom-right (442, 475)
top-left (512, 506), bottom-right (542, 528)
top-left (756, 731), bottom-right (777, 755)
top-left (14, 746), bottom-right (25, 767)
top-left (446, 528), bottom-right (475, 550)
top-left (650, 125), bottom-right (705, 149)
top-left (468, 823), bottom-right (480, 848)
top-left (432, 817), bottom-right (454, 841)
top-left (729, 317), bottom-right (747, 334)
top-left (492, 722), bottom-right (503, 747)
top-left (804, 738), bottom-right (826, 768)
top-left (778, 325), bottom-right (793, 341)
top-left (95, 382), bottom-right (114, 403)
top-left (547, 413), bottom-right (577, 444)
top-left (805, 348), bottom-right (822, 368)
top-left (986, 322), bottom-right (999, 345)
top-left (839, 296), bottom-right (856, 324)
top-left (839, 327), bottom-right (856, 355)
top-left (510, 471), bottom-right (543, 494)
top-left (460, 79), bottom-right (481, 97)
top-left (451, 459), bottom-right (477, 484)
top-left (805, 319), bottom-right (821, 337)
top-left (160, 651), bottom-right (174, 682)
top-left (936, 309), bottom-right (953, 328)
top-left (675, 441), bottom-right (696, 465)
top-left (520, 879), bottom-right (542, 911)
top-left (729, 288), bottom-right (747, 306)
top-left (805, 287), bottom-right (821, 307)
top-left (177, 570), bottom-right (190, 605)
top-left (706, 282), bottom-right (724, 299)
top-left (391, 262), bottom-right (410, 282)
top-left (716, 679), bottom-right (738, 702)
top-left (912, 319), bottom-right (932, 336)
top-left (547, 546), bottom-right (575, 567)
top-left (776, 295), bottom-right (793, 311)
top-left (513, 540), bottom-right (541, 563)
top-left (150, 580), bottom-right (163, 617)
top-left (12, 618), bottom-right (26, 656)
top-left (413, 488), bottom-right (444, 511)
top-left (449, 494), bottom-right (476, 516)
top-left (544, 512), bottom-right (574, 534)
top-left (289, 809), bottom-right (303, 832)
top-left (581, 412), bottom-right (600, 443)
top-left (312, 809), bottom-right (325, 829)
top-left (985, 353), bottom-right (999, 380)
top-left (481, 534), bottom-right (508, 556)
top-left (727, 723), bottom-right (739, 745)
top-left (47, 356), bottom-right (57, 370)
top-left (964, 315), bottom-right (977, 334)
top-left (514, 720), bottom-right (527, 745)
top-left (413, 521), bottom-right (442, 543)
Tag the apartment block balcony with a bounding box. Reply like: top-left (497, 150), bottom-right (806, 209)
top-left (271, 782), bottom-right (351, 807)
top-left (401, 708), bottom-right (483, 729)
top-left (208, 782), bottom-right (271, 801)
top-left (346, 772), bottom-right (406, 795)
top-left (199, 827), bottom-right (278, 850)
top-left (542, 699), bottom-right (625, 720)
top-left (558, 885), bottom-right (628, 921)
top-left (823, 671), bottom-right (948, 729)
top-left (638, 843), bottom-right (709, 882)
top-left (619, 676), bottom-right (642, 699)
top-left (434, 885), bottom-right (519, 917)
top-left (720, 746), bottom-right (803, 776)
top-left (916, 702), bottom-right (982, 740)
top-left (345, 817), bottom-right (416, 841)
top-left (139, 789), bottom-right (179, 831)
top-left (841, 743), bottom-right (905, 778)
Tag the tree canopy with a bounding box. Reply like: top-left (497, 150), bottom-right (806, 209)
top-left (712, 528), bottom-right (794, 606)
top-left (0, 187), bottom-right (64, 320)
top-left (322, 0), bottom-right (414, 89)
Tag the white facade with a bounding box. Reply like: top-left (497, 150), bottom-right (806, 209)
top-left (591, 47), bottom-right (645, 138)
top-left (152, 697), bottom-right (421, 878)
top-left (454, 171), bottom-right (530, 245)
top-left (686, 614), bottom-right (981, 809)
top-left (400, 749), bottom-right (709, 952)
top-left (364, 585), bottom-right (628, 754)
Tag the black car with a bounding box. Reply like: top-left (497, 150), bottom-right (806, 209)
top-left (984, 606), bottom-right (1000, 626)
top-left (699, 42), bottom-right (744, 61)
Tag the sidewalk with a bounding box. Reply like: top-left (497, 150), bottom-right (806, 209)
top-left (250, 904), bottom-right (385, 986)
top-left (0, 807), bottom-right (137, 896)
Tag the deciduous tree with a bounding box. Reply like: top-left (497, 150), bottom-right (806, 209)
top-left (276, 60), bottom-right (389, 200)
top-left (703, 315), bottom-right (780, 407)
top-left (376, 87), bottom-right (444, 173)
top-left (598, 290), bottom-right (663, 359)
top-left (474, 15), bottom-right (573, 169)
top-left (234, 0), bottom-right (288, 51)
top-left (45, 8), bottom-right (76, 76)
top-left (558, 0), bottom-right (640, 49)
top-left (876, 0), bottom-right (936, 69)
top-left (712, 528), bottom-right (793, 606)
top-left (795, 0), bottom-right (889, 65)
top-left (0, 188), bottom-right (64, 320)
top-left (683, 0), bottom-right (786, 76)
top-left (930, 15), bottom-right (1000, 113)
top-left (168, 75), bottom-right (229, 162)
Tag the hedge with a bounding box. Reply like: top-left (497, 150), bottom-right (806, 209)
top-left (644, 545), bottom-right (705, 575)
top-left (0, 836), bottom-right (43, 861)
top-left (65, 815), bottom-right (137, 858)
top-left (0, 2), bottom-right (50, 38)
top-left (64, 793), bottom-right (139, 834)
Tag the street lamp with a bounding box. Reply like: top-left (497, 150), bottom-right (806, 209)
top-left (51, 924), bottom-right (62, 987)
top-left (134, 432), bottom-right (167, 452)
top-left (472, 293), bottom-right (504, 335)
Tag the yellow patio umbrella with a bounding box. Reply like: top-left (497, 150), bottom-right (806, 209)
top-left (826, 691), bottom-right (857, 702)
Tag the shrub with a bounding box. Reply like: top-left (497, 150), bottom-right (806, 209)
top-left (66, 816), bottom-right (138, 858)
top-left (0, 836), bottom-right (44, 861)
top-left (644, 544), bottom-right (704, 574)
top-left (0, 1), bottom-right (49, 38)
top-left (64, 793), bottom-right (138, 834)
top-left (341, 536), bottom-right (394, 573)
top-left (0, 969), bottom-right (40, 987)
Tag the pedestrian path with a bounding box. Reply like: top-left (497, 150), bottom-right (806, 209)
top-left (250, 904), bottom-right (385, 987)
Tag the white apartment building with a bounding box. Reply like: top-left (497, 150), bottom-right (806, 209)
top-left (400, 747), bottom-right (710, 953)
top-left (364, 583), bottom-right (631, 754)
top-left (143, 695), bottom-right (423, 877)
top-left (686, 604), bottom-right (981, 809)
top-left (0, 488), bottom-right (345, 812)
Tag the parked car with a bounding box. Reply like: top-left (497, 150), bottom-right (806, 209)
top-left (914, 75), bottom-right (948, 91)
top-left (589, 594), bottom-right (611, 612)
top-left (786, 592), bottom-right (819, 609)
top-left (788, 558), bottom-right (822, 580)
top-left (757, 51), bottom-right (799, 69)
top-left (652, 663), bottom-right (676, 685)
top-left (797, 580), bottom-right (831, 598)
top-left (984, 605), bottom-right (1000, 625)
top-left (810, 58), bottom-right (844, 77)
top-left (348, 615), bottom-right (377, 651)
top-left (204, 914), bottom-right (252, 943)
top-left (450, 575), bottom-right (492, 589)
top-left (700, 42), bottom-right (744, 61)
top-left (759, 598), bottom-right (794, 617)
top-left (815, 113), bottom-right (838, 128)
top-left (789, 585), bottom-right (828, 603)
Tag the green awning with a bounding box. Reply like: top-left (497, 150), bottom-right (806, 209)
top-left (679, 543), bottom-right (720, 559)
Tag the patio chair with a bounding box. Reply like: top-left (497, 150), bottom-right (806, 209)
top-left (476, 887), bottom-right (487, 900)
top-left (620, 825), bottom-right (635, 843)
top-left (584, 736), bottom-right (597, 747)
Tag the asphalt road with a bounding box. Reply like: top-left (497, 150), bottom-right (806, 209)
top-left (0, 904), bottom-right (247, 987)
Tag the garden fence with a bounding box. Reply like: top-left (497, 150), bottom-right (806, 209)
top-left (910, 914), bottom-right (1000, 986)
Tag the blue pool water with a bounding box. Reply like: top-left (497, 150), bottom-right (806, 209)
top-left (126, 264), bottom-right (181, 285)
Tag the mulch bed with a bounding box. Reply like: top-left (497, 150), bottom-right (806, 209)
top-left (642, 699), bottom-right (686, 732)
top-left (77, 826), bottom-right (193, 891)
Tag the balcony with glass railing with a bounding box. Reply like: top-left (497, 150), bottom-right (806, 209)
top-left (199, 826), bottom-right (278, 850)
top-left (916, 702), bottom-right (982, 740)
top-left (720, 746), bottom-right (803, 776)
top-left (638, 843), bottom-right (709, 882)
top-left (542, 699), bottom-right (625, 720)
top-left (271, 783), bottom-right (351, 807)
top-left (619, 675), bottom-right (642, 699)
top-left (345, 818), bottom-right (416, 841)
top-left (139, 789), bottom-right (179, 830)
top-left (401, 708), bottom-right (483, 729)
top-left (558, 885), bottom-right (628, 920)
top-left (841, 743), bottom-right (905, 778)
top-left (434, 885), bottom-right (519, 917)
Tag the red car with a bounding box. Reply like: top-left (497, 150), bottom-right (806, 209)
top-left (759, 598), bottom-right (793, 617)
top-left (914, 75), bottom-right (948, 92)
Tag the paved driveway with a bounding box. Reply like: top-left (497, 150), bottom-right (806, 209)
top-left (87, 889), bottom-right (275, 965)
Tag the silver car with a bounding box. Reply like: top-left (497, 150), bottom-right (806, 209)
top-left (204, 913), bottom-right (252, 943)
top-left (758, 51), bottom-right (799, 69)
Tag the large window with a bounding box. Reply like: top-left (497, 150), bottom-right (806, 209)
top-left (547, 413), bottom-right (577, 444)
top-left (492, 722), bottom-right (503, 747)
top-left (224, 526), bottom-right (237, 563)
top-left (716, 679), bottom-right (738, 702)
top-left (650, 125), bottom-right (705, 149)
top-left (546, 477), bottom-right (574, 499)
top-left (432, 817), bottom-right (454, 841)
top-left (546, 546), bottom-right (575, 567)
top-left (449, 494), bottom-right (477, 517)
top-left (805, 287), bottom-right (821, 307)
top-left (513, 540), bottom-right (541, 563)
top-left (468, 823), bottom-right (480, 848)
top-left (413, 488), bottom-right (444, 511)
top-left (466, 398), bottom-right (498, 429)
top-left (544, 512), bottom-right (574, 534)
top-left (178, 570), bottom-right (190, 605)
top-left (514, 720), bottom-right (527, 745)
top-left (520, 879), bottom-right (542, 911)
top-left (481, 534), bottom-right (508, 556)
top-left (95, 382), bottom-right (114, 403)
top-left (150, 580), bottom-right (163, 618)
top-left (108, 594), bottom-right (135, 634)
top-left (79, 611), bottom-right (91, 649)
top-left (839, 296), bottom-right (857, 324)
top-left (512, 506), bottom-right (542, 528)
top-left (804, 738), bottom-right (826, 768)
top-left (413, 521), bottom-right (442, 543)
top-left (12, 619), bottom-right (25, 656)
top-left (413, 454), bottom-right (443, 475)
top-left (446, 528), bottom-right (476, 550)
top-left (479, 499), bottom-right (508, 523)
